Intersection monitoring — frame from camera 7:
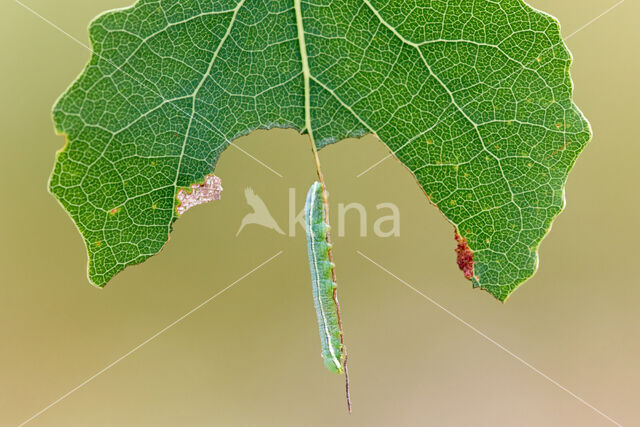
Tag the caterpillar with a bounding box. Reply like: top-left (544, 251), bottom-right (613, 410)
top-left (304, 181), bottom-right (345, 374)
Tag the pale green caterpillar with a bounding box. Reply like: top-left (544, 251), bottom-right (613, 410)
top-left (304, 181), bottom-right (345, 374)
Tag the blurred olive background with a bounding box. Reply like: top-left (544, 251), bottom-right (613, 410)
top-left (1, 0), bottom-right (638, 425)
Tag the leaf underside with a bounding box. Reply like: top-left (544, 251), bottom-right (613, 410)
top-left (50, 0), bottom-right (590, 301)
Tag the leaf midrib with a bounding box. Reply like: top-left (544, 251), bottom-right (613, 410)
top-left (171, 0), bottom-right (247, 227)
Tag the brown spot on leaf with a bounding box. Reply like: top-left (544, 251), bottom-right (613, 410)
top-left (454, 230), bottom-right (474, 280)
top-left (176, 174), bottom-right (223, 215)
top-left (545, 140), bottom-right (573, 159)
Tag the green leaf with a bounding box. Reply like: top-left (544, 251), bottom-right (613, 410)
top-left (50, 0), bottom-right (590, 301)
